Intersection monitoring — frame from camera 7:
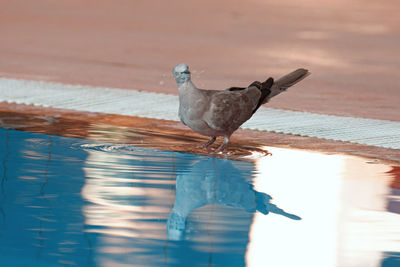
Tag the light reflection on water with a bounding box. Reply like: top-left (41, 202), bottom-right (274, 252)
top-left (0, 128), bottom-right (399, 267)
top-left (80, 144), bottom-right (299, 267)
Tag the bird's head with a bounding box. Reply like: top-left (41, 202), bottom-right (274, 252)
top-left (173, 63), bottom-right (191, 85)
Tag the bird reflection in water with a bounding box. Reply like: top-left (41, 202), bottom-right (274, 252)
top-left (167, 158), bottom-right (301, 240)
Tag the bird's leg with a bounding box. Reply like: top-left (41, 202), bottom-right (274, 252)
top-left (200, 136), bottom-right (216, 149)
top-left (216, 136), bottom-right (230, 152)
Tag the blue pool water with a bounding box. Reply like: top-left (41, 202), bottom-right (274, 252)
top-left (0, 128), bottom-right (399, 267)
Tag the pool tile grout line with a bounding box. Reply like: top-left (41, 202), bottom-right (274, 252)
top-left (0, 78), bottom-right (399, 150)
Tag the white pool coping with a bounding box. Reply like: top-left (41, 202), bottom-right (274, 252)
top-left (0, 78), bottom-right (399, 150)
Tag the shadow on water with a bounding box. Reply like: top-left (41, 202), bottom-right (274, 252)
top-left (167, 158), bottom-right (300, 241)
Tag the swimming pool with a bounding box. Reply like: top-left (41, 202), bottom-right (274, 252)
top-left (0, 128), bottom-right (399, 266)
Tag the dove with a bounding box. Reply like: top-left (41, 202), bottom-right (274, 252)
top-left (173, 63), bottom-right (310, 151)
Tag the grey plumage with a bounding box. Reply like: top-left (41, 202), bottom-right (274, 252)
top-left (173, 63), bottom-right (310, 151)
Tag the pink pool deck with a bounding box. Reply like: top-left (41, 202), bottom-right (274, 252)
top-left (1, 0), bottom-right (399, 121)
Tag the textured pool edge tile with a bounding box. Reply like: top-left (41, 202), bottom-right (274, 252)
top-left (0, 78), bottom-right (399, 150)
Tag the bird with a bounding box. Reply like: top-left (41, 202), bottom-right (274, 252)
top-left (173, 63), bottom-right (310, 152)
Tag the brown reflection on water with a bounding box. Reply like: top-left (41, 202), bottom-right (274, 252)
top-left (0, 102), bottom-right (399, 164)
top-left (0, 107), bottom-right (270, 162)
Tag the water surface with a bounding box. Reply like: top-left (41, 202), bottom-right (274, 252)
top-left (0, 128), bottom-right (399, 266)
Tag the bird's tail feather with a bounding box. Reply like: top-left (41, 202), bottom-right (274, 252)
top-left (264, 68), bottom-right (310, 103)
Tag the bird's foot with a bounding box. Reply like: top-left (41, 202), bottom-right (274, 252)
top-left (200, 136), bottom-right (216, 149)
top-left (215, 136), bottom-right (230, 153)
top-left (216, 144), bottom-right (226, 153)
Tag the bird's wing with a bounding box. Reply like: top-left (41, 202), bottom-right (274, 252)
top-left (202, 88), bottom-right (260, 134)
top-left (226, 80), bottom-right (262, 92)
top-left (226, 78), bottom-right (274, 114)
top-left (226, 86), bottom-right (247, 92)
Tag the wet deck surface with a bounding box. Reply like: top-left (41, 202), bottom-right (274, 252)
top-left (1, 0), bottom-right (399, 121)
top-left (1, 102), bottom-right (399, 164)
